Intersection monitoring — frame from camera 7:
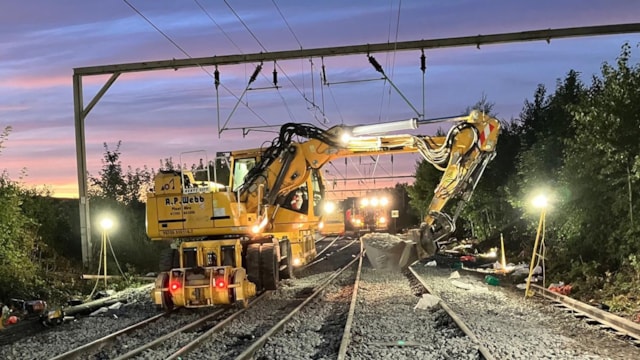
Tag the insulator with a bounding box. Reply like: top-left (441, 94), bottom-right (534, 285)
top-left (321, 64), bottom-right (327, 84)
top-left (420, 51), bottom-right (426, 73)
top-left (214, 67), bottom-right (220, 88)
top-left (368, 55), bottom-right (384, 74)
top-left (273, 64), bottom-right (278, 86)
top-left (249, 63), bottom-right (263, 84)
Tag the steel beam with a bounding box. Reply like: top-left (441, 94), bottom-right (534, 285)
top-left (74, 23), bottom-right (640, 76)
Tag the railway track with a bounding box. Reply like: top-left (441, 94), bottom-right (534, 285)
top-left (530, 284), bottom-right (640, 346)
top-left (46, 238), bottom-right (361, 359)
top-left (47, 305), bottom-right (242, 359)
top-left (297, 235), bottom-right (359, 272)
top-left (24, 238), bottom-right (640, 359)
top-left (48, 311), bottom-right (170, 359)
top-left (168, 251), bottom-right (361, 359)
top-left (335, 258), bottom-right (494, 359)
top-left (404, 267), bottom-right (495, 360)
top-left (413, 264), bottom-right (640, 359)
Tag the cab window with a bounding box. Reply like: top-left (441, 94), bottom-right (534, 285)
top-left (232, 158), bottom-right (256, 192)
top-left (311, 169), bottom-right (324, 216)
top-left (283, 185), bottom-right (309, 214)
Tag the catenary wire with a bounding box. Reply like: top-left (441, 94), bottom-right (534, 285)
top-left (224, 0), bottom-right (327, 125)
top-left (122, 0), bottom-right (271, 127)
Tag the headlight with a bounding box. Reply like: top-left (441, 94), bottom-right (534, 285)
top-left (323, 202), bottom-right (336, 214)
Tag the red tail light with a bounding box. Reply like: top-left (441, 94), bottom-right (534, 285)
top-left (169, 280), bottom-right (182, 293)
top-left (215, 277), bottom-right (227, 289)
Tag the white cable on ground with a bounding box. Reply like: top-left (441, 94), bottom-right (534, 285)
top-left (107, 234), bottom-right (129, 282)
top-left (87, 241), bottom-right (104, 300)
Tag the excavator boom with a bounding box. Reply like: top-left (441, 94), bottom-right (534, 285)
top-left (239, 110), bottom-right (500, 263)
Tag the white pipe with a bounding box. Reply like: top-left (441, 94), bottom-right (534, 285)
top-left (351, 118), bottom-right (418, 136)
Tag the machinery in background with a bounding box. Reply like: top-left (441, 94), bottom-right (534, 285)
top-left (145, 110), bottom-right (500, 309)
top-left (319, 199), bottom-right (346, 236)
top-left (344, 193), bottom-right (392, 235)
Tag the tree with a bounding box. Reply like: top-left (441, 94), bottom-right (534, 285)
top-left (0, 126), bottom-right (46, 300)
top-left (91, 141), bottom-right (151, 205)
top-left (89, 142), bottom-right (162, 273)
top-left (559, 43), bottom-right (640, 272)
top-left (407, 158), bottom-right (441, 222)
top-left (0, 126), bottom-right (11, 152)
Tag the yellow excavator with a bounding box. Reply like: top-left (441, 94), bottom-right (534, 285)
top-left (146, 110), bottom-right (500, 309)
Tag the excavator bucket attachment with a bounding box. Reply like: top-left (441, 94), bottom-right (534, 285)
top-left (361, 233), bottom-right (419, 270)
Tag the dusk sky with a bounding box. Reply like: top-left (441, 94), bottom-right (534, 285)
top-left (1, 0), bottom-right (640, 199)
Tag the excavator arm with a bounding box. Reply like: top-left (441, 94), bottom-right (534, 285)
top-left (238, 110), bottom-right (500, 258)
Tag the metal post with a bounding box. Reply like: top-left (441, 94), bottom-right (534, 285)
top-left (73, 74), bottom-right (92, 267)
top-left (525, 209), bottom-right (546, 297)
top-left (103, 230), bottom-right (108, 288)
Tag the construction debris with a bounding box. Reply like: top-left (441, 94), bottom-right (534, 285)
top-left (361, 232), bottom-right (418, 270)
top-left (414, 294), bottom-right (440, 310)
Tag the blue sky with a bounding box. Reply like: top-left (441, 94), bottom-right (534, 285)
top-left (1, 0), bottom-right (639, 198)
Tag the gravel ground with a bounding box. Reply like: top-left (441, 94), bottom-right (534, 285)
top-left (13, 237), bottom-right (633, 360)
top-left (253, 268), bottom-right (356, 359)
top-left (0, 284), bottom-right (159, 360)
top-left (346, 261), bottom-right (479, 360)
top-left (413, 264), bottom-right (640, 360)
top-left (0, 237), bottom-right (362, 360)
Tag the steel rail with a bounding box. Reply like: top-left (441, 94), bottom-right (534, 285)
top-left (113, 307), bottom-right (229, 360)
top-left (49, 311), bottom-right (170, 360)
top-left (298, 237), bottom-right (358, 270)
top-left (408, 266), bottom-right (497, 360)
top-left (165, 291), bottom-right (271, 360)
top-left (337, 239), bottom-right (364, 359)
top-left (315, 235), bottom-right (342, 258)
top-left (531, 284), bottom-right (640, 344)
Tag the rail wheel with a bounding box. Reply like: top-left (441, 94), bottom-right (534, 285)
top-left (232, 268), bottom-right (249, 308)
top-left (155, 272), bottom-right (174, 310)
top-left (279, 240), bottom-right (294, 280)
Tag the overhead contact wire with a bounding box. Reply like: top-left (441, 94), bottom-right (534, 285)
top-left (124, 0), bottom-right (270, 127)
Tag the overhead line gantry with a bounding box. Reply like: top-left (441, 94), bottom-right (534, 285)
top-left (74, 23), bottom-right (640, 266)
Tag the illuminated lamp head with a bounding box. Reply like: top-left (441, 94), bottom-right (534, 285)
top-left (340, 130), bottom-right (352, 144)
top-left (323, 201), bottom-right (336, 214)
top-left (169, 280), bottom-right (182, 293)
top-left (215, 277), bottom-right (227, 289)
top-left (252, 216), bottom-right (269, 234)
